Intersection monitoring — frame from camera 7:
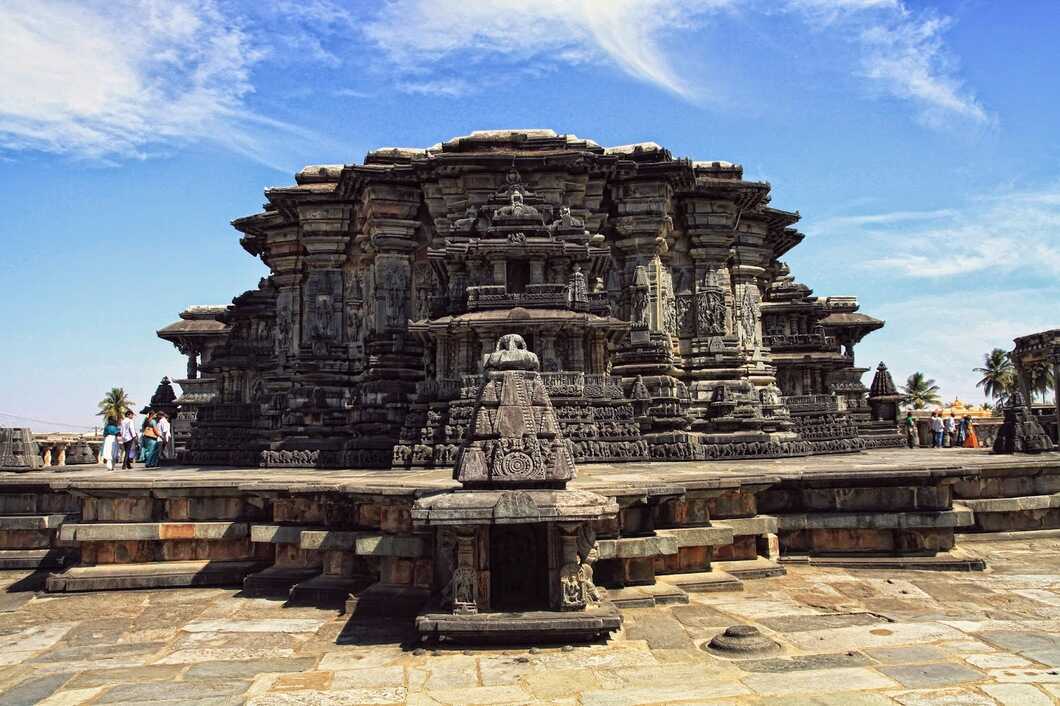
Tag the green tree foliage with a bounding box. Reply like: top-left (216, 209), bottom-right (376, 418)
top-left (902, 372), bottom-right (942, 410)
top-left (97, 388), bottom-right (135, 423)
top-left (974, 348), bottom-right (1015, 404)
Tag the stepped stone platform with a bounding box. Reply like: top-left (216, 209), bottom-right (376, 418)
top-left (2, 448), bottom-right (1058, 621)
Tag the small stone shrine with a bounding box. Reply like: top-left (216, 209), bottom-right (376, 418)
top-left (156, 129), bottom-right (896, 469)
top-left (412, 334), bottom-right (621, 642)
top-left (0, 428), bottom-right (43, 471)
top-left (994, 392), bottom-right (1053, 454)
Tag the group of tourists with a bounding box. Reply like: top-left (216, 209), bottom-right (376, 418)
top-left (903, 411), bottom-right (979, 449)
top-left (100, 411), bottom-right (173, 470)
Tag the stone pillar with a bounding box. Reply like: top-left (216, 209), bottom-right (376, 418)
top-left (557, 523), bottom-right (587, 611)
top-left (56, 445), bottom-right (66, 467)
top-left (479, 334), bottom-right (494, 372)
top-left (42, 446), bottom-right (52, 466)
top-left (1054, 354), bottom-right (1060, 445)
top-left (434, 334), bottom-right (448, 381)
top-left (530, 259), bottom-right (545, 285)
top-left (452, 529), bottom-right (478, 614)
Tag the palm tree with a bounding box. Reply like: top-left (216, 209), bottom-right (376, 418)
top-left (902, 372), bottom-right (942, 410)
top-left (974, 348), bottom-right (1015, 404)
top-left (97, 388), bottom-right (135, 423)
top-left (1025, 361), bottom-right (1056, 404)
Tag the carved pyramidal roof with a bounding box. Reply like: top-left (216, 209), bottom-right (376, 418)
top-left (869, 362), bottom-right (900, 398)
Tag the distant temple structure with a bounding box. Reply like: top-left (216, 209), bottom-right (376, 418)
top-left (158, 129), bottom-right (901, 469)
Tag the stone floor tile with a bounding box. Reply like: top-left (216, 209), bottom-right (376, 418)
top-left (65, 664), bottom-right (186, 688)
top-left (182, 618), bottom-right (326, 633)
top-left (878, 664), bottom-right (985, 689)
top-left (419, 655), bottom-right (480, 689)
top-left (742, 666), bottom-right (897, 695)
top-left (317, 649), bottom-right (401, 671)
top-left (738, 652), bottom-right (870, 673)
top-left (746, 695), bottom-right (897, 706)
top-left (184, 657), bottom-right (318, 679)
top-left (522, 668), bottom-right (600, 699)
top-left (36, 686), bottom-right (108, 706)
top-left (156, 646), bottom-right (298, 664)
top-left (981, 683), bottom-right (1054, 706)
top-left (420, 685), bottom-right (534, 705)
top-left (757, 612), bottom-right (887, 633)
top-left (580, 681), bottom-right (750, 706)
top-left (889, 688), bottom-right (997, 706)
top-left (94, 678), bottom-right (250, 704)
top-left (785, 622), bottom-right (967, 652)
top-left (0, 673), bottom-right (73, 706)
top-left (1021, 648), bottom-right (1060, 667)
top-left (978, 631), bottom-right (1060, 654)
top-left (866, 646), bottom-right (953, 665)
top-left (330, 666), bottom-right (405, 689)
top-left (269, 671), bottom-right (332, 692)
top-left (987, 668), bottom-right (1060, 684)
top-left (623, 614), bottom-right (696, 649)
top-left (0, 622), bottom-right (75, 653)
top-left (962, 653), bottom-right (1034, 669)
top-left (245, 687), bottom-right (406, 705)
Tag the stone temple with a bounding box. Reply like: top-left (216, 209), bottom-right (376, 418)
top-left (158, 129), bottom-right (902, 470)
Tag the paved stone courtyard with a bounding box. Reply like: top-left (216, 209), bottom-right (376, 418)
top-left (2, 535), bottom-right (1059, 706)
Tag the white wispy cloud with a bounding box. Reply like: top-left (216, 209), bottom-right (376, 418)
top-left (0, 0), bottom-right (314, 168)
top-left (861, 287), bottom-right (1060, 403)
top-left (359, 0), bottom-right (988, 127)
top-left (360, 0), bottom-right (735, 100)
top-left (814, 184), bottom-right (1060, 278)
top-left (397, 79), bottom-right (474, 97)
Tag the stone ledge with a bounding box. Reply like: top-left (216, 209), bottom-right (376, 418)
top-left (657, 570), bottom-right (743, 593)
top-left (0, 548), bottom-right (67, 569)
top-left (250, 525), bottom-right (309, 544)
top-left (713, 516), bottom-right (779, 536)
top-left (959, 493), bottom-right (1060, 513)
top-left (298, 531), bottom-right (426, 557)
top-left (242, 566), bottom-right (320, 597)
top-left (0, 514), bottom-right (72, 530)
top-left (59, 522), bottom-right (248, 542)
top-left (777, 507), bottom-right (974, 531)
top-left (655, 526), bottom-right (734, 547)
top-left (597, 535), bottom-right (678, 560)
top-left (712, 557), bottom-right (787, 579)
top-left (45, 559), bottom-right (267, 592)
top-left (780, 552), bottom-right (986, 572)
top-left (608, 583), bottom-right (689, 608)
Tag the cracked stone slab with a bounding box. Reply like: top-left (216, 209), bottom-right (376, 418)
top-left (757, 612), bottom-right (888, 633)
top-left (182, 618), bottom-right (325, 634)
top-left (737, 652), bottom-right (871, 673)
top-left (878, 663), bottom-right (985, 688)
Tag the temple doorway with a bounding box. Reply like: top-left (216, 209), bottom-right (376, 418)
top-left (489, 524), bottom-right (549, 611)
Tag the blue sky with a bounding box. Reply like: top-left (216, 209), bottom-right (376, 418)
top-left (1, 0), bottom-right (1057, 432)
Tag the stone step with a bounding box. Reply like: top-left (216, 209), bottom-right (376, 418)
top-left (606, 582), bottom-right (689, 608)
top-left (596, 535), bottom-right (678, 560)
top-left (959, 493), bottom-right (1060, 514)
top-left (416, 602), bottom-right (622, 644)
top-left (299, 530), bottom-right (427, 557)
top-left (346, 582), bottom-right (431, 618)
top-left (59, 521), bottom-right (248, 543)
top-left (249, 525), bottom-right (310, 545)
top-left (655, 526), bottom-right (734, 547)
top-left (0, 514), bottom-right (73, 530)
top-left (656, 570), bottom-right (743, 593)
top-left (776, 507), bottom-right (974, 531)
top-left (287, 574), bottom-right (373, 609)
top-left (0, 548), bottom-right (67, 570)
top-left (712, 516), bottom-right (778, 536)
top-left (45, 559), bottom-right (267, 592)
top-left (242, 566), bottom-right (321, 597)
top-left (712, 557), bottom-right (787, 579)
top-left (780, 551), bottom-right (986, 572)
top-left (956, 528), bottom-right (1060, 542)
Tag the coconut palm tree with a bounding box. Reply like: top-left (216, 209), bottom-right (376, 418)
top-left (1025, 361), bottom-right (1056, 404)
top-left (974, 348), bottom-right (1015, 404)
top-left (902, 372), bottom-right (942, 410)
top-left (97, 388), bottom-right (135, 422)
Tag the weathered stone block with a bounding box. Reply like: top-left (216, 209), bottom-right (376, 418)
top-left (596, 535), bottom-right (677, 560)
top-left (706, 490), bottom-right (757, 519)
top-left (82, 497), bottom-right (154, 523)
top-left (713, 535), bottom-right (758, 561)
top-left (275, 497), bottom-right (324, 524)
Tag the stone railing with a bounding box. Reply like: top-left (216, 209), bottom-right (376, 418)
top-left (466, 284), bottom-right (572, 311)
top-left (763, 333), bottom-right (836, 350)
top-left (783, 394), bottom-right (839, 414)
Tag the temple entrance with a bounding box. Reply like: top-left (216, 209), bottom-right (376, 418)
top-left (490, 524), bottom-right (549, 611)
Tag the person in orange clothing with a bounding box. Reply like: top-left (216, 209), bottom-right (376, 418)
top-left (962, 415), bottom-right (979, 448)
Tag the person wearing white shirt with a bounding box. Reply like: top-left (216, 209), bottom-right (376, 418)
top-left (157, 413), bottom-right (173, 464)
top-left (943, 415), bottom-right (956, 448)
top-left (929, 412), bottom-right (944, 448)
top-left (119, 411), bottom-right (138, 469)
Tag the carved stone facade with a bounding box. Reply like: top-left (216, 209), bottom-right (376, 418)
top-left (159, 130), bottom-right (890, 468)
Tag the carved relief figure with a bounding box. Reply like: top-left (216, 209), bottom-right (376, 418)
top-left (740, 285), bottom-right (759, 346)
top-left (630, 266), bottom-right (650, 326)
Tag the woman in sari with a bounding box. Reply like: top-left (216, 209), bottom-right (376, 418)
top-left (101, 417), bottom-right (120, 470)
top-left (962, 416), bottom-right (979, 448)
top-left (141, 414), bottom-right (161, 468)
